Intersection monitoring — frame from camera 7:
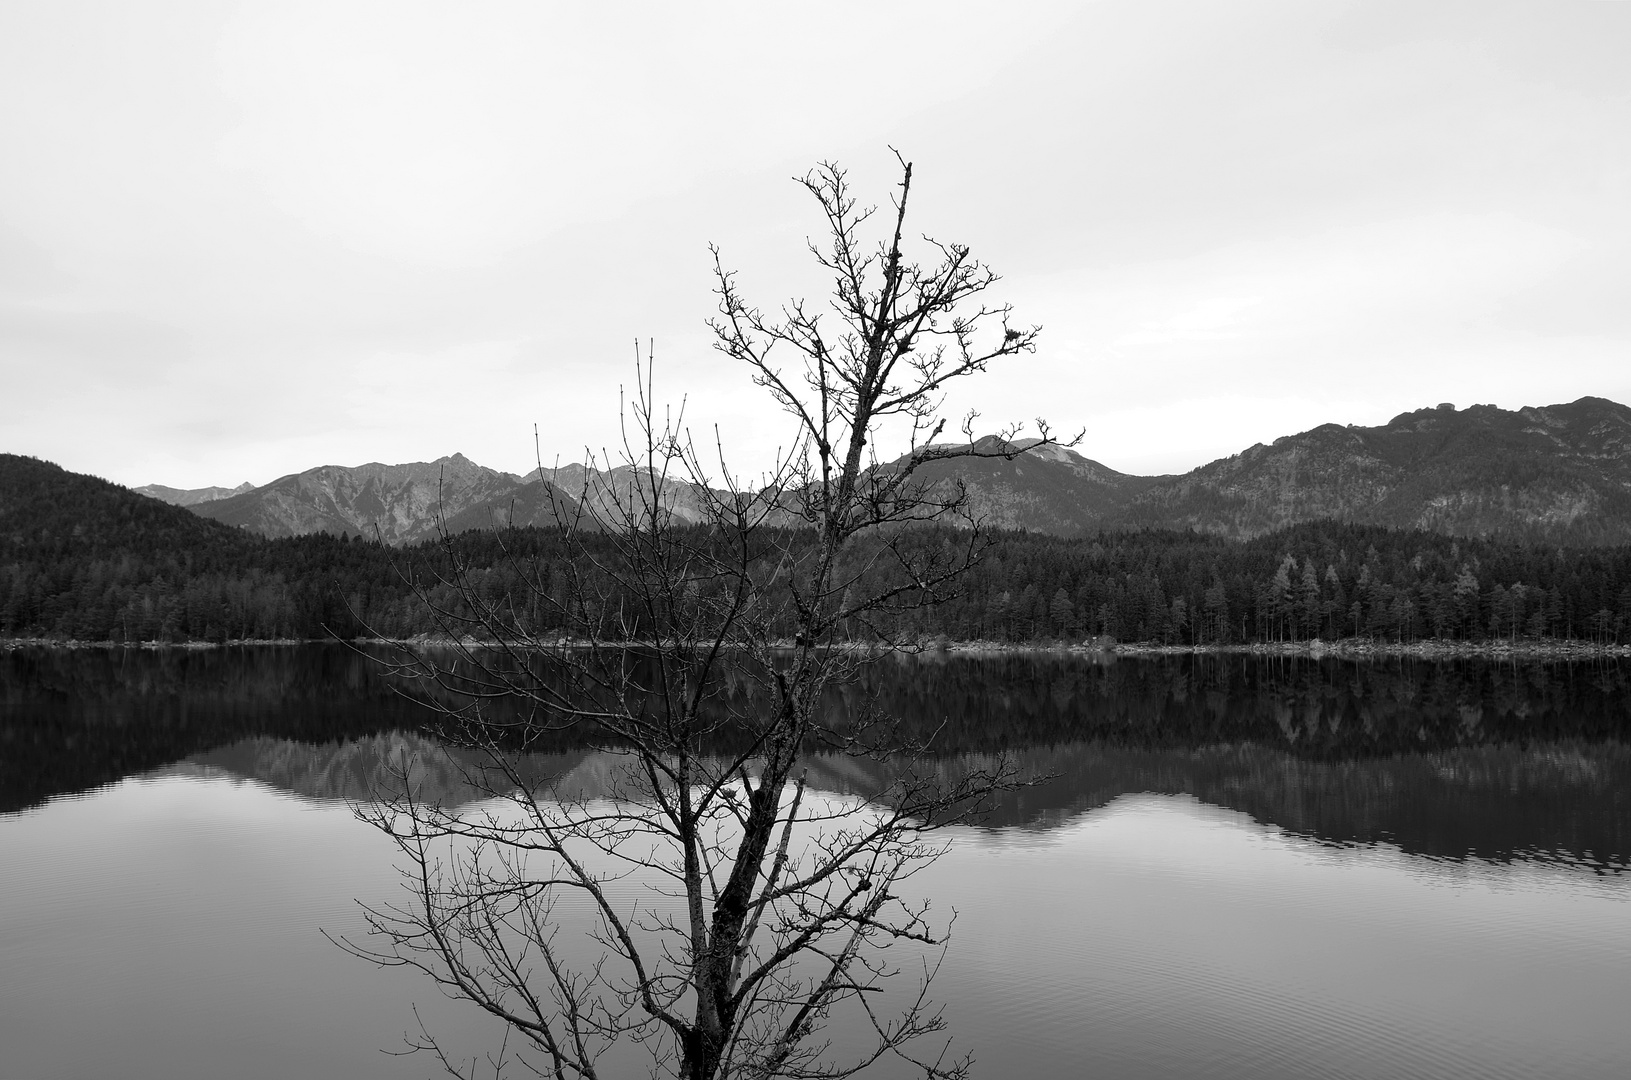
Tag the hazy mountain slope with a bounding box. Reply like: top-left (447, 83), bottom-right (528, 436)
top-left (135, 481), bottom-right (255, 506)
top-left (883, 398), bottom-right (1631, 544)
top-left (1129, 398), bottom-right (1631, 543)
top-left (188, 453), bottom-right (575, 544)
top-left (542, 463), bottom-right (716, 526)
top-left (437, 475), bottom-right (584, 535)
top-left (898, 437), bottom-right (1165, 533)
top-left (151, 395), bottom-right (1631, 545)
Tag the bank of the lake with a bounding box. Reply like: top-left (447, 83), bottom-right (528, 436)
top-left (0, 636), bottom-right (314, 651)
top-left (928, 635), bottom-right (1631, 661)
top-left (1029, 636), bottom-right (1631, 661)
top-left (7, 633), bottom-right (1631, 662)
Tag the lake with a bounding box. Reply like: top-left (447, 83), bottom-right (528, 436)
top-left (3, 645), bottom-right (1629, 1078)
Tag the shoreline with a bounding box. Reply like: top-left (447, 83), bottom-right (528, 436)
top-left (3, 634), bottom-right (1630, 660)
top-left (945, 638), bottom-right (1631, 660)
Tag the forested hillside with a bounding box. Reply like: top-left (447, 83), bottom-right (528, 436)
top-left (5, 452), bottom-right (1631, 644)
top-left (2, 454), bottom-right (385, 640)
top-left (886, 522), bottom-right (1631, 645)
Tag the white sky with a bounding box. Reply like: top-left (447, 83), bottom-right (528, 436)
top-left (3, 0), bottom-right (1629, 488)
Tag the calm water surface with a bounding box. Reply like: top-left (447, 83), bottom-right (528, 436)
top-left (3, 646), bottom-right (1629, 1079)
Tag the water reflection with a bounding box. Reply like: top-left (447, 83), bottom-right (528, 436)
top-left (158, 736), bottom-right (1628, 875)
top-left (4, 645), bottom-right (1629, 872)
top-left (924, 794), bottom-right (1631, 1080)
top-left (0, 645), bottom-right (430, 813)
top-left (5, 645), bottom-right (1631, 1080)
top-left (8, 773), bottom-right (1628, 1080)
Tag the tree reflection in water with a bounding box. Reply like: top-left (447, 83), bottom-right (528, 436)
top-left (4, 645), bottom-right (1627, 871)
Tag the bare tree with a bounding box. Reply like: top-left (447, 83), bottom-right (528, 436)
top-left (335, 153), bottom-right (1065, 1080)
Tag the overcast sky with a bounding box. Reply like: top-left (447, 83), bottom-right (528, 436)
top-left (3, 1), bottom-right (1628, 489)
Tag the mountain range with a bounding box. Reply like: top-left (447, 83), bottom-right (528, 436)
top-left (133, 481), bottom-right (256, 506)
top-left (135, 396), bottom-right (1631, 546)
top-left (151, 453), bottom-right (574, 544)
top-left (909, 396), bottom-right (1631, 545)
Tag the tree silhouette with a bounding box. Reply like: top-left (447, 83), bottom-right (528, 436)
top-left (333, 154), bottom-right (1059, 1080)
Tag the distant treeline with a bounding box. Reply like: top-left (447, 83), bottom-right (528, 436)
top-left (888, 523), bottom-right (1631, 645)
top-left (6, 510), bottom-right (1631, 645)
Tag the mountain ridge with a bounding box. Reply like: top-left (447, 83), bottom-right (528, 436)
top-left (136, 481), bottom-right (256, 506)
top-left (895, 396), bottom-right (1631, 544)
top-left (129, 396), bottom-right (1631, 546)
top-left (6, 452), bottom-right (1631, 649)
top-left (182, 453), bottom-right (574, 544)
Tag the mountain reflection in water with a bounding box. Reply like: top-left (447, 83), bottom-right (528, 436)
top-left (4, 644), bottom-right (1628, 871)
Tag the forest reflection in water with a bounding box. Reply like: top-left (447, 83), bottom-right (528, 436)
top-left (5, 644), bottom-right (1631, 1080)
top-left (4, 643), bottom-right (1627, 870)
